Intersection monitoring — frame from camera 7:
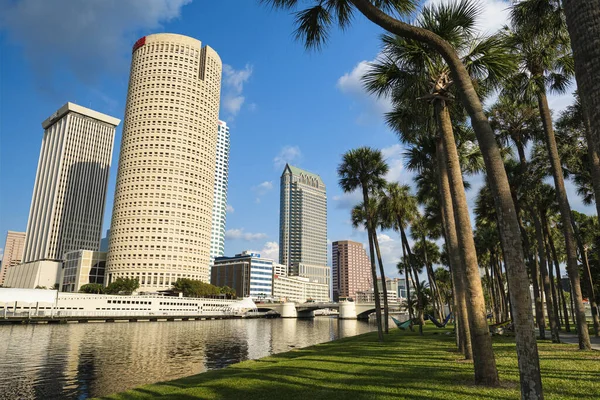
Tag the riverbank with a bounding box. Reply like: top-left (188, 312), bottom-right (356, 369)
top-left (100, 325), bottom-right (599, 400)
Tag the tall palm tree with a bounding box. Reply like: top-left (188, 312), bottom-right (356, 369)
top-left (353, 199), bottom-right (391, 333)
top-left (338, 147), bottom-right (388, 341)
top-left (488, 97), bottom-right (550, 338)
top-left (379, 183), bottom-right (425, 330)
top-left (265, 1), bottom-right (541, 395)
top-left (555, 93), bottom-right (600, 217)
top-left (508, 9), bottom-right (592, 350)
top-left (411, 216), bottom-right (444, 321)
top-left (572, 211), bottom-right (600, 336)
top-left (363, 1), bottom-right (519, 385)
top-left (561, 1), bottom-right (600, 168)
top-left (515, 1), bottom-right (600, 249)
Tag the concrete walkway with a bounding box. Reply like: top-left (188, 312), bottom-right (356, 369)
top-left (559, 332), bottom-right (600, 350)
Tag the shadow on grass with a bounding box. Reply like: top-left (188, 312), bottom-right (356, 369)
top-left (99, 327), bottom-right (599, 400)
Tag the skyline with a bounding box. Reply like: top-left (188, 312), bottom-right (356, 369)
top-left (0, 0), bottom-right (593, 279)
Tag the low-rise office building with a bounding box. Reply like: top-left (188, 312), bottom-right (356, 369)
top-left (272, 275), bottom-right (329, 303)
top-left (377, 278), bottom-right (400, 302)
top-left (291, 262), bottom-right (330, 286)
top-left (211, 251), bottom-right (273, 299)
top-left (60, 250), bottom-right (107, 292)
top-left (4, 260), bottom-right (61, 289)
top-left (272, 263), bottom-right (287, 278)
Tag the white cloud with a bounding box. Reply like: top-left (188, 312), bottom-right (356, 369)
top-left (378, 233), bottom-right (394, 243)
top-left (337, 59), bottom-right (392, 123)
top-left (252, 181), bottom-right (273, 203)
top-left (221, 64), bottom-right (253, 117)
top-left (0, 0), bottom-right (191, 92)
top-left (222, 96), bottom-right (245, 116)
top-left (0, 247), bottom-right (4, 260)
top-left (254, 181), bottom-right (273, 192)
top-left (248, 241), bottom-right (279, 261)
top-left (226, 204), bottom-right (235, 213)
top-left (273, 146), bottom-right (302, 170)
top-left (225, 228), bottom-right (267, 241)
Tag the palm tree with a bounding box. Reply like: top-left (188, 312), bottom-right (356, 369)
top-left (378, 183), bottom-right (425, 331)
top-left (338, 147), bottom-right (388, 341)
top-left (411, 216), bottom-right (444, 322)
top-left (555, 93), bottom-right (600, 218)
top-left (508, 8), bottom-right (592, 350)
top-left (353, 198), bottom-right (391, 333)
top-left (511, 0), bottom-right (600, 207)
top-left (363, 1), bottom-right (515, 385)
top-left (488, 95), bottom-right (542, 169)
top-left (265, 0), bottom-right (541, 395)
top-left (561, 1), bottom-right (600, 169)
top-left (572, 211), bottom-right (600, 336)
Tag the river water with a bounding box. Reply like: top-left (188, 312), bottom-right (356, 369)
top-left (0, 317), bottom-right (375, 399)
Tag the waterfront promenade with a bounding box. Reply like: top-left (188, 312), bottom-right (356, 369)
top-left (101, 326), bottom-right (599, 400)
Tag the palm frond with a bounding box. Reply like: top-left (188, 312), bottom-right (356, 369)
top-left (294, 5), bottom-right (332, 50)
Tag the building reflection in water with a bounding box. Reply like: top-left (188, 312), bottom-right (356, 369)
top-left (0, 317), bottom-right (374, 399)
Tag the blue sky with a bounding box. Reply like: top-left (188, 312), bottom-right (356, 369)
top-left (0, 0), bottom-right (593, 278)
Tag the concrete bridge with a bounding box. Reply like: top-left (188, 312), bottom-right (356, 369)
top-left (256, 301), bottom-right (403, 319)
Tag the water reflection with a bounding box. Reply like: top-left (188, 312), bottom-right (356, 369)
top-left (0, 317), bottom-right (374, 399)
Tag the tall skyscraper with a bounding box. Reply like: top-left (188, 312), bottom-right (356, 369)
top-left (22, 102), bottom-right (119, 263)
top-left (0, 231), bottom-right (25, 285)
top-left (107, 33), bottom-right (222, 291)
top-left (279, 164), bottom-right (328, 281)
top-left (332, 240), bottom-right (372, 301)
top-left (209, 120), bottom-right (230, 264)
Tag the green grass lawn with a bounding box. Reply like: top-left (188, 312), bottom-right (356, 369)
top-left (100, 325), bottom-right (600, 400)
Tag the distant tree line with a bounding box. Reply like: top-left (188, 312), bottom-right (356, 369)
top-left (173, 278), bottom-right (236, 298)
top-left (78, 278), bottom-right (235, 298)
top-left (79, 278), bottom-right (139, 295)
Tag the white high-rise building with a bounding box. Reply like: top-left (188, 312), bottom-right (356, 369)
top-left (22, 102), bottom-right (119, 263)
top-left (209, 120), bottom-right (230, 264)
top-left (106, 33), bottom-right (222, 291)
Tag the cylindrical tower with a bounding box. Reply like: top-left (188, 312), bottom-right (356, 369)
top-left (106, 33), bottom-right (222, 291)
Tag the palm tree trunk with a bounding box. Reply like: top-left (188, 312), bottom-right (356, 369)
top-left (402, 241), bottom-right (414, 320)
top-left (422, 239), bottom-right (444, 321)
top-left (399, 226), bottom-right (425, 331)
top-left (580, 248), bottom-right (600, 336)
top-left (531, 239), bottom-right (546, 339)
top-left (537, 91), bottom-right (592, 350)
top-left (563, 0), bottom-right (600, 188)
top-left (493, 255), bottom-right (508, 322)
top-left (533, 212), bottom-right (560, 342)
top-left (373, 233), bottom-right (390, 334)
top-left (570, 286), bottom-right (577, 328)
top-left (362, 188), bottom-right (383, 342)
top-left (570, 217), bottom-right (600, 336)
top-left (543, 231), bottom-right (562, 330)
top-left (546, 221), bottom-right (571, 332)
top-left (436, 137), bottom-right (472, 359)
top-left (350, 1), bottom-right (541, 394)
top-left (435, 100), bottom-right (498, 385)
top-left (490, 252), bottom-right (502, 322)
top-left (485, 262), bottom-right (498, 323)
top-left (582, 108), bottom-right (600, 220)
